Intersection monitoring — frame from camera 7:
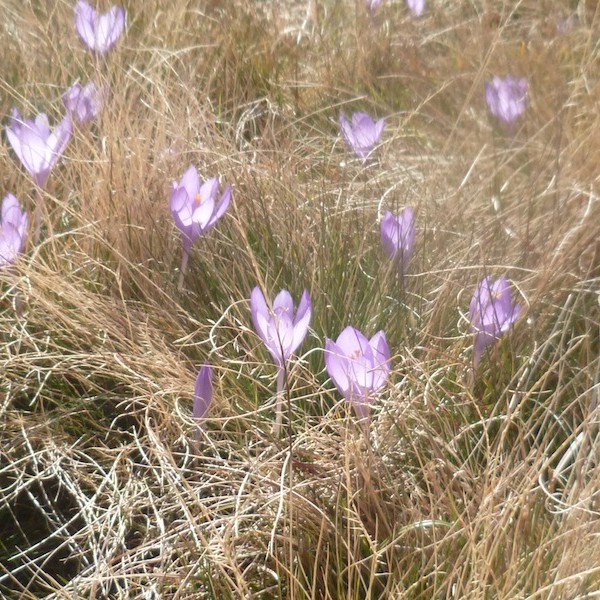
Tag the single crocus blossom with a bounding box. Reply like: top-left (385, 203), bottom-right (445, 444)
top-left (469, 276), bottom-right (521, 368)
top-left (381, 207), bottom-right (416, 274)
top-left (170, 165), bottom-right (232, 289)
top-left (5, 109), bottom-right (72, 189)
top-left (339, 111), bottom-right (385, 160)
top-left (324, 326), bottom-right (390, 420)
top-left (193, 363), bottom-right (213, 421)
top-left (485, 75), bottom-right (528, 127)
top-left (0, 194), bottom-right (28, 266)
top-left (406, 0), bottom-right (425, 16)
top-left (75, 0), bottom-right (126, 54)
top-left (251, 287), bottom-right (312, 368)
top-left (251, 286), bottom-right (312, 435)
top-left (63, 82), bottom-right (104, 123)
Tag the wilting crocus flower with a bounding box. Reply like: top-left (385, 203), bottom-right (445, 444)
top-left (485, 76), bottom-right (528, 127)
top-left (469, 276), bottom-right (521, 368)
top-left (0, 194), bottom-right (28, 266)
top-left (171, 165), bottom-right (232, 289)
top-left (5, 109), bottom-right (72, 189)
top-left (339, 111), bottom-right (385, 160)
top-left (251, 286), bottom-right (312, 435)
top-left (381, 207), bottom-right (416, 275)
top-left (324, 326), bottom-right (390, 420)
top-left (406, 0), bottom-right (425, 16)
top-left (75, 0), bottom-right (126, 55)
top-left (193, 363), bottom-right (213, 421)
top-left (63, 82), bottom-right (104, 123)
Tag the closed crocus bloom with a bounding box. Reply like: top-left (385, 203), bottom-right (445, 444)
top-left (75, 0), bottom-right (126, 54)
top-left (469, 276), bottom-right (521, 368)
top-left (485, 76), bottom-right (528, 126)
top-left (193, 363), bottom-right (213, 420)
top-left (251, 287), bottom-right (312, 367)
top-left (0, 194), bottom-right (28, 266)
top-left (406, 0), bottom-right (425, 16)
top-left (63, 82), bottom-right (104, 123)
top-left (5, 109), bottom-right (72, 189)
top-left (381, 208), bottom-right (416, 274)
top-left (339, 111), bottom-right (385, 160)
top-left (324, 326), bottom-right (390, 419)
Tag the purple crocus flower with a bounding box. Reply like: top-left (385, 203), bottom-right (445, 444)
top-left (469, 276), bottom-right (522, 368)
top-left (0, 194), bottom-right (28, 266)
top-left (5, 109), bottom-right (72, 189)
top-left (193, 363), bottom-right (213, 420)
top-left (485, 76), bottom-right (528, 127)
top-left (250, 287), bottom-right (312, 368)
top-left (339, 111), bottom-right (385, 160)
top-left (406, 0), bottom-right (425, 16)
top-left (63, 82), bottom-right (104, 123)
top-left (251, 286), bottom-right (312, 435)
top-left (324, 326), bottom-right (390, 419)
top-left (380, 207), bottom-right (416, 274)
top-left (75, 0), bottom-right (126, 55)
top-left (171, 165), bottom-right (231, 289)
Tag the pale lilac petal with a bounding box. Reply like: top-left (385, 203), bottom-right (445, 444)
top-left (193, 363), bottom-right (213, 419)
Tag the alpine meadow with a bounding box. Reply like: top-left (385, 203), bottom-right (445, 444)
top-left (1, 1), bottom-right (599, 598)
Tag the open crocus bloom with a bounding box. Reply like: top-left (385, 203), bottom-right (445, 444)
top-left (251, 287), bottom-right (312, 367)
top-left (339, 111), bottom-right (385, 160)
top-left (170, 165), bottom-right (232, 252)
top-left (381, 207), bottom-right (416, 274)
top-left (75, 1), bottom-right (126, 54)
top-left (469, 276), bottom-right (522, 368)
top-left (485, 75), bottom-right (528, 126)
top-left (324, 326), bottom-right (390, 419)
top-left (5, 109), bottom-right (72, 189)
top-left (0, 194), bottom-right (28, 266)
top-left (63, 82), bottom-right (104, 123)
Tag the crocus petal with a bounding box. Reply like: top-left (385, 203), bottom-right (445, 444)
top-left (290, 289), bottom-right (312, 355)
top-left (193, 363), bottom-right (213, 420)
top-left (407, 0), bottom-right (425, 16)
top-left (324, 338), bottom-right (352, 398)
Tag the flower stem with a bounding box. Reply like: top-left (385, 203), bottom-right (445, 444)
top-left (177, 248), bottom-right (189, 291)
top-left (273, 365), bottom-right (285, 437)
top-left (34, 188), bottom-right (43, 245)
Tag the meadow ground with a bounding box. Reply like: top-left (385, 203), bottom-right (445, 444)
top-left (1, 0), bottom-right (599, 598)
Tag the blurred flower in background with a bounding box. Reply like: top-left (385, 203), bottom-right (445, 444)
top-left (75, 0), bottom-right (126, 54)
top-left (63, 82), bottom-right (104, 124)
top-left (485, 75), bottom-right (528, 127)
top-left (381, 207), bottom-right (416, 275)
top-left (0, 194), bottom-right (28, 266)
top-left (339, 111), bottom-right (385, 160)
top-left (469, 276), bottom-right (522, 368)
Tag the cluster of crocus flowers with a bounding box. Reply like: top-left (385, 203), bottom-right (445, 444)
top-left (5, 109), bottom-right (72, 189)
top-left (339, 111), bottom-right (385, 160)
top-left (170, 165), bottom-right (232, 289)
top-left (469, 276), bottom-right (521, 368)
top-left (63, 82), bottom-right (104, 124)
top-left (381, 207), bottom-right (416, 275)
top-left (0, 194), bottom-right (28, 267)
top-left (251, 287), bottom-right (312, 435)
top-left (485, 75), bottom-right (528, 128)
top-left (75, 1), bottom-right (126, 55)
top-left (406, 0), bottom-right (425, 16)
top-left (324, 326), bottom-right (391, 420)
